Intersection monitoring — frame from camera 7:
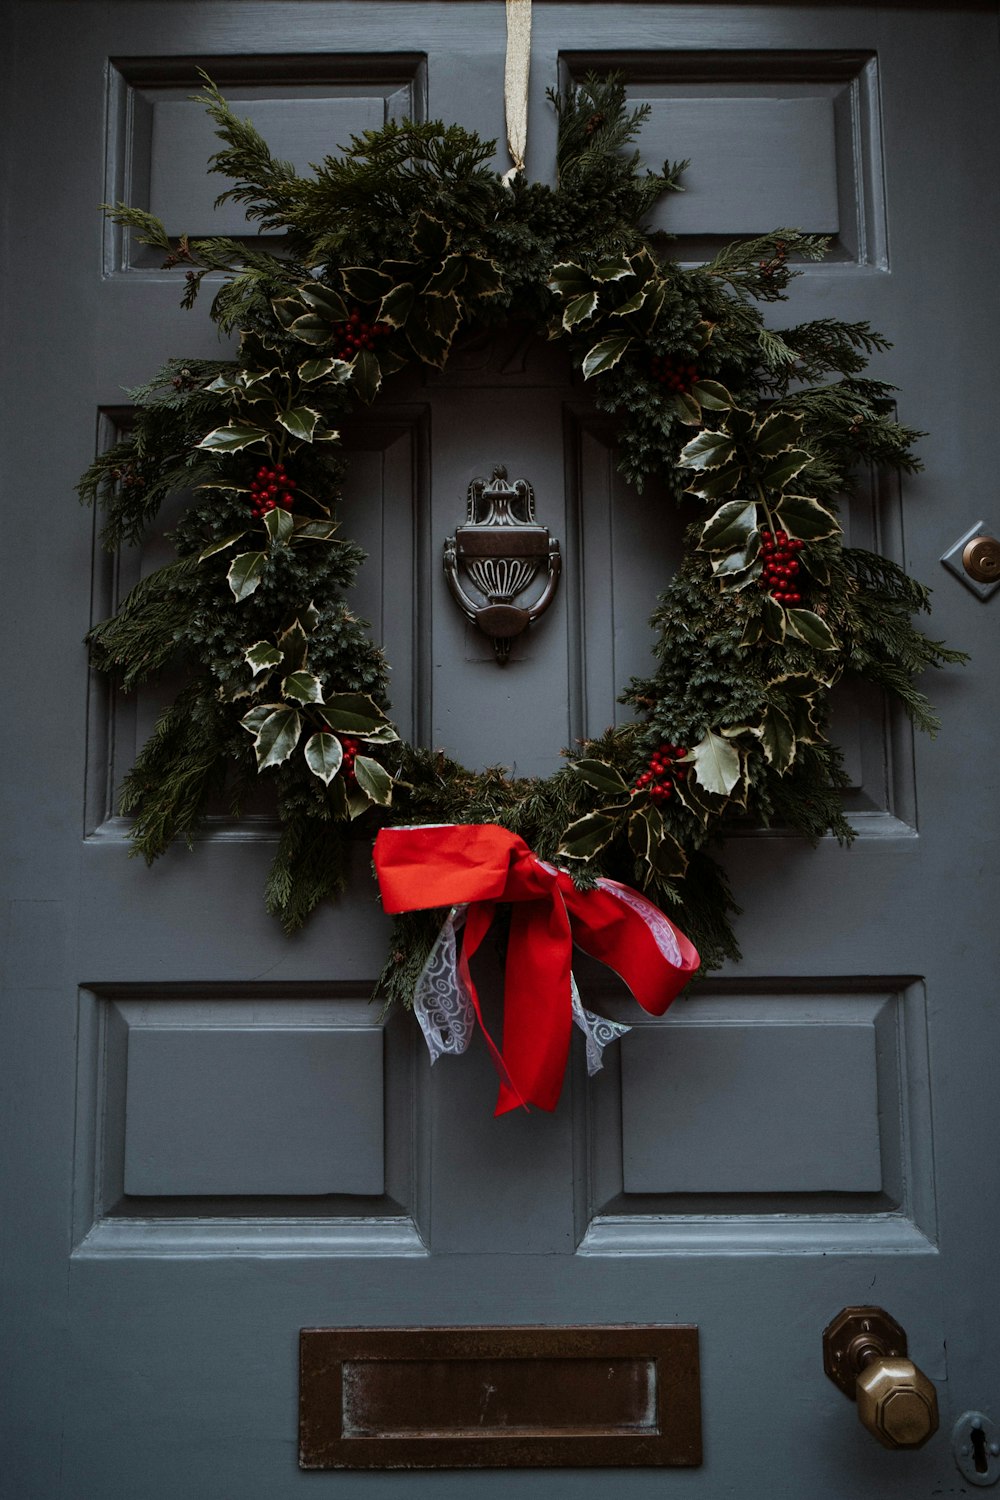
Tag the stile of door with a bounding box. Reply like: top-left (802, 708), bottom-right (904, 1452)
top-left (2, 3), bottom-right (999, 1497)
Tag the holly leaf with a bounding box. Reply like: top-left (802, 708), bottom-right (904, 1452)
top-left (249, 706), bottom-right (302, 770)
top-left (245, 641), bottom-right (282, 676)
top-left (679, 429), bottom-right (738, 471)
top-left (197, 424), bottom-right (268, 453)
top-left (460, 254), bottom-right (503, 300)
top-left (759, 448), bottom-right (811, 493)
top-left (378, 282), bottom-right (416, 327)
top-left (304, 731), bottom-right (344, 785)
top-left (760, 703), bottom-right (796, 772)
top-left (354, 755), bottom-right (393, 806)
top-left (298, 284), bottom-right (348, 321)
top-left (700, 499), bottom-right (758, 553)
top-left (612, 285), bottom-right (649, 317)
top-left (785, 608), bottom-right (838, 651)
top-left (405, 292), bottom-right (462, 367)
top-left (775, 494), bottom-right (841, 542)
top-left (685, 463), bottom-right (745, 501)
top-left (227, 551), bottom-right (266, 600)
top-left (681, 729), bottom-right (742, 797)
top-left (801, 549), bottom-right (831, 586)
top-left (571, 758), bottom-right (630, 795)
top-left (292, 519), bottom-right (340, 542)
top-left (593, 257), bottom-right (632, 282)
top-left (263, 508), bottom-right (294, 545)
top-left (298, 356), bottom-right (351, 383)
top-left (562, 291), bottom-right (598, 330)
top-left (321, 692), bottom-right (392, 736)
top-left (277, 619), bottom-right (308, 674)
top-left (351, 349), bottom-right (382, 404)
top-left (198, 530), bottom-right (246, 561)
top-left (672, 391), bottom-right (703, 426)
top-left (754, 410), bottom-right (802, 457)
top-left (282, 670), bottom-right (324, 705)
top-left (558, 810), bottom-right (620, 861)
top-left (341, 266), bottom-right (394, 303)
top-left (287, 313), bottom-right (334, 346)
top-left (581, 334), bottom-right (632, 379)
top-left (411, 213), bottom-right (450, 260)
top-left (690, 379), bottom-right (733, 410)
top-left (548, 261), bottom-right (592, 298)
top-left (425, 255), bottom-right (466, 296)
top-left (761, 594), bottom-right (787, 644)
top-left (277, 406), bottom-right (321, 442)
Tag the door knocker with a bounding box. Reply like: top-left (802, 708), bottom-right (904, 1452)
top-left (443, 466), bottom-right (561, 663)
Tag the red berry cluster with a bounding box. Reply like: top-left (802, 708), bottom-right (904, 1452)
top-left (760, 527), bottom-right (805, 605)
top-left (331, 310), bottom-right (391, 361)
top-left (634, 742), bottom-right (688, 802)
top-left (250, 463), bottom-right (297, 519)
top-left (649, 354), bottom-right (698, 393)
top-left (339, 735), bottom-right (361, 783)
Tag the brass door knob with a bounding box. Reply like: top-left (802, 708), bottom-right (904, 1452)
top-left (963, 535), bottom-right (1000, 584)
top-left (823, 1306), bottom-right (939, 1450)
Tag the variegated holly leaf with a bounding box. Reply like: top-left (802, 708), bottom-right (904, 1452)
top-left (558, 810), bottom-right (620, 861)
top-left (245, 641), bottom-right (282, 677)
top-left (754, 410), bottom-right (803, 458)
top-left (672, 391), bottom-right (702, 426)
top-left (700, 499), bottom-right (758, 553)
top-left (298, 283), bottom-right (348, 321)
top-left (298, 356), bottom-right (351, 383)
top-left (291, 519), bottom-right (340, 543)
top-left (759, 703), bottom-right (796, 772)
top-left (679, 429), bottom-right (738, 471)
top-left (378, 282), bottom-right (416, 327)
top-left (690, 379), bottom-right (733, 410)
top-left (775, 494), bottom-right (841, 541)
top-left (685, 463), bottom-right (745, 502)
top-left (761, 594), bottom-right (787, 644)
top-left (785, 608), bottom-right (838, 651)
top-left (246, 706), bottom-right (302, 770)
top-left (277, 619), bottom-right (308, 674)
top-left (288, 312), bottom-right (334, 347)
top-left (548, 261), bottom-right (592, 298)
top-left (759, 448), bottom-right (811, 493)
top-left (592, 256), bottom-right (633, 282)
top-left (571, 759), bottom-right (630, 795)
top-left (341, 266), bottom-right (394, 302)
top-left (563, 291), bottom-right (598, 330)
top-left (405, 292), bottom-right (462, 368)
top-left (351, 349), bottom-right (382, 404)
top-left (321, 692), bottom-right (395, 737)
top-left (304, 731), bottom-right (344, 785)
top-left (282, 671), bottom-right (324, 705)
top-left (197, 423), bottom-right (268, 453)
top-left (198, 530), bottom-right (246, 561)
top-left (681, 729), bottom-right (742, 797)
top-left (354, 755), bottom-right (393, 806)
top-left (277, 406), bottom-right (321, 442)
top-left (263, 508), bottom-right (294, 545)
top-left (582, 334), bottom-right (632, 378)
top-left (227, 551), bottom-right (266, 600)
top-left (628, 804), bottom-right (687, 879)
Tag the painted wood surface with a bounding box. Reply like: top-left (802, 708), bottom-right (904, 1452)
top-left (2, 3), bottom-right (999, 1496)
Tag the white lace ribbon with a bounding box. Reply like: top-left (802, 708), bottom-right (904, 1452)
top-left (411, 902), bottom-right (631, 1075)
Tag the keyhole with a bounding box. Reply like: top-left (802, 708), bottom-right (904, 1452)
top-left (972, 1422), bottom-right (990, 1474)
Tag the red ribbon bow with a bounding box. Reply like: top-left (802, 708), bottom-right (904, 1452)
top-left (374, 823), bottom-right (699, 1115)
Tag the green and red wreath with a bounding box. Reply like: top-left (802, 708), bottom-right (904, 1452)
top-left (82, 76), bottom-right (962, 1017)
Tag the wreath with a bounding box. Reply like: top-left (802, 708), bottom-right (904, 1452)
top-left (82, 76), bottom-right (961, 1025)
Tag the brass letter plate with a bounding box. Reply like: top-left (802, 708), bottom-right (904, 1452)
top-left (299, 1325), bottom-right (701, 1469)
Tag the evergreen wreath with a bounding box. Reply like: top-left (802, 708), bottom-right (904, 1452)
top-left (81, 77), bottom-right (963, 1009)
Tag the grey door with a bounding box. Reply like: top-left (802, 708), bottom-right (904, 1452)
top-left (3, 3), bottom-right (999, 1496)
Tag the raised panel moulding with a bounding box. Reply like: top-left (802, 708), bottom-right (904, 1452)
top-left (640, 97), bottom-right (839, 237)
top-left (124, 1025), bottom-right (385, 1196)
top-left (149, 97), bottom-right (385, 236)
top-left (620, 1020), bottom-right (880, 1195)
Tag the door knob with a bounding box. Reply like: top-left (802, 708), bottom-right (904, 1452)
top-left (963, 535), bottom-right (1000, 584)
top-left (823, 1306), bottom-right (939, 1450)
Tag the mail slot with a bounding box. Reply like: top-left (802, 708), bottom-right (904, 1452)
top-left (299, 1325), bottom-right (701, 1469)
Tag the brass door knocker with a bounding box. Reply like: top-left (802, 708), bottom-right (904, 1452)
top-left (443, 466), bottom-right (562, 663)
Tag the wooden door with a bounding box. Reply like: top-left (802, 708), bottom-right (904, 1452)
top-left (3, 3), bottom-right (999, 1496)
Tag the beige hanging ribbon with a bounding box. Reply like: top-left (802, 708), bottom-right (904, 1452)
top-left (503, 0), bottom-right (532, 183)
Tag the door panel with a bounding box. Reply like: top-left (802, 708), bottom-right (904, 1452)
top-left (3, 4), bottom-right (998, 1497)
